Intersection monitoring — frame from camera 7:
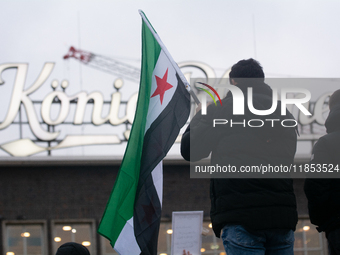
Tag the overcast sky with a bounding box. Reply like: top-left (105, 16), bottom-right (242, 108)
top-left (2, 0), bottom-right (340, 76)
top-left (1, 0), bottom-right (339, 157)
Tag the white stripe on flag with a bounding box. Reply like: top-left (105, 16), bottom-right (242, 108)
top-left (151, 161), bottom-right (163, 206)
top-left (114, 162), bottom-right (163, 255)
top-left (114, 218), bottom-right (141, 255)
top-left (145, 50), bottom-right (178, 133)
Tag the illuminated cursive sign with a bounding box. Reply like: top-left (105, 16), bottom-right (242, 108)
top-left (0, 62), bottom-right (334, 157)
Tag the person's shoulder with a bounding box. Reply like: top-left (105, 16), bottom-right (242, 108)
top-left (311, 131), bottom-right (340, 164)
top-left (312, 135), bottom-right (329, 153)
top-left (315, 131), bottom-right (340, 147)
top-left (325, 130), bottom-right (340, 139)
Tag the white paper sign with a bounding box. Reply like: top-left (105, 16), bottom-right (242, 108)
top-left (171, 211), bottom-right (203, 255)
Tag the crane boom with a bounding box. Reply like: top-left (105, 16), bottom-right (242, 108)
top-left (63, 46), bottom-right (140, 82)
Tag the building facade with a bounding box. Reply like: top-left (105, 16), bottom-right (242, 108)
top-left (0, 158), bottom-right (328, 255)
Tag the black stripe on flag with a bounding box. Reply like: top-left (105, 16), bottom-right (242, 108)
top-left (133, 74), bottom-right (190, 255)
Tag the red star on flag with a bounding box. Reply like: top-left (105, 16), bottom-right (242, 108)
top-left (151, 68), bottom-right (173, 104)
top-left (141, 200), bottom-right (156, 225)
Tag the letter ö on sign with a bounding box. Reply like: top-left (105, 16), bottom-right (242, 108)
top-left (41, 90), bottom-right (70, 125)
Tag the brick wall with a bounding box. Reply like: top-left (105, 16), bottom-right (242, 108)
top-left (0, 164), bottom-right (307, 221)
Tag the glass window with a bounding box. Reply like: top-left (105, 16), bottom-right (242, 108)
top-left (100, 237), bottom-right (118, 255)
top-left (294, 219), bottom-right (326, 255)
top-left (101, 219), bottom-right (327, 255)
top-left (52, 220), bottom-right (95, 255)
top-left (157, 222), bottom-right (172, 255)
top-left (154, 221), bottom-right (225, 255)
top-left (100, 222), bottom-right (174, 255)
top-left (201, 222), bottom-right (225, 255)
top-left (3, 221), bottom-right (47, 255)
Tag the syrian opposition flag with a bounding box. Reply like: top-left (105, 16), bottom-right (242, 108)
top-left (98, 10), bottom-right (191, 255)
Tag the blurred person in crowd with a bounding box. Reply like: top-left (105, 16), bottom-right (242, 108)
top-left (55, 242), bottom-right (90, 255)
top-left (181, 59), bottom-right (298, 254)
top-left (304, 89), bottom-right (340, 255)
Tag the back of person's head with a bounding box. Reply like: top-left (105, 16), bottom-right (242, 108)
top-left (329, 89), bottom-right (340, 110)
top-left (55, 242), bottom-right (90, 255)
top-left (229, 58), bottom-right (265, 84)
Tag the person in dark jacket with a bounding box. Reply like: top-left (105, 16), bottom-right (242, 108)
top-left (304, 89), bottom-right (340, 255)
top-left (181, 59), bottom-right (298, 254)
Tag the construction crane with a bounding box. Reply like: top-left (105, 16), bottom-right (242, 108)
top-left (63, 46), bottom-right (141, 82)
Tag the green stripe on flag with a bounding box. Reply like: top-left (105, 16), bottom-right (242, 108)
top-left (139, 10), bottom-right (157, 34)
top-left (98, 19), bottom-right (162, 247)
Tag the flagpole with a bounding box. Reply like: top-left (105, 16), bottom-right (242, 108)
top-left (138, 10), bottom-right (200, 105)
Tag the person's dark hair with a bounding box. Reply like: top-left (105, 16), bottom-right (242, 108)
top-left (229, 58), bottom-right (265, 84)
top-left (329, 89), bottom-right (340, 110)
top-left (55, 242), bottom-right (90, 255)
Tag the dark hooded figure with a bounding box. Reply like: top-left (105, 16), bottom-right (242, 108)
top-left (305, 89), bottom-right (340, 255)
top-left (181, 59), bottom-right (298, 255)
top-left (55, 242), bottom-right (90, 255)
